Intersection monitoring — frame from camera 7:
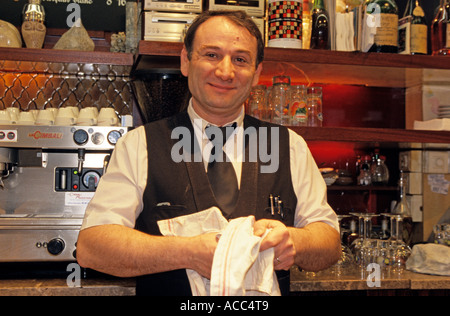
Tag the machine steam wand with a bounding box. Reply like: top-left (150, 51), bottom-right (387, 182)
top-left (77, 148), bottom-right (85, 175)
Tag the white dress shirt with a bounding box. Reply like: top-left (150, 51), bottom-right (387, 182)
top-left (81, 102), bottom-right (339, 232)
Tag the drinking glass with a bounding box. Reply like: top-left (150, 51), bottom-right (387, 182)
top-left (375, 239), bottom-right (391, 278)
top-left (307, 86), bottom-right (323, 127)
top-left (381, 213), bottom-right (412, 273)
top-left (349, 213), bottom-right (364, 263)
top-left (350, 212), bottom-right (379, 268)
top-left (248, 85), bottom-right (267, 120)
top-left (290, 85), bottom-right (308, 126)
top-left (325, 215), bottom-right (355, 276)
top-left (270, 76), bottom-right (290, 125)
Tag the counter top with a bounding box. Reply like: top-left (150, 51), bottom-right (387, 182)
top-left (1, 269), bottom-right (449, 296)
top-left (290, 268), bottom-right (450, 292)
top-left (0, 278), bottom-right (135, 296)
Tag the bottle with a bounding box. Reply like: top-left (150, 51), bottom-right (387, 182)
top-left (268, 0), bottom-right (303, 49)
top-left (310, 0), bottom-right (330, 49)
top-left (355, 155), bottom-right (361, 180)
top-left (399, 0), bottom-right (428, 55)
top-left (392, 171), bottom-right (411, 217)
top-left (366, 0), bottom-right (399, 53)
top-left (357, 155), bottom-right (372, 185)
top-left (431, 0), bottom-right (450, 55)
top-left (302, 0), bottom-right (312, 49)
top-left (392, 171), bottom-right (413, 244)
top-left (21, 0), bottom-right (46, 49)
top-left (371, 154), bottom-right (389, 185)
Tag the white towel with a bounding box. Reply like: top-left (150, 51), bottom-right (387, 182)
top-left (157, 207), bottom-right (280, 296)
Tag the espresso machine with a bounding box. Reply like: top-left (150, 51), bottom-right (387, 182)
top-left (0, 125), bottom-right (128, 262)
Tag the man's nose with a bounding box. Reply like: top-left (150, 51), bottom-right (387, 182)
top-left (215, 56), bottom-right (235, 81)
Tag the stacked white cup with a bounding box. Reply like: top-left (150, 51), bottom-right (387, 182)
top-left (0, 106), bottom-right (120, 126)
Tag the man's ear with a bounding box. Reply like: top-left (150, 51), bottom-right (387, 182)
top-left (252, 63), bottom-right (263, 87)
top-left (180, 46), bottom-right (189, 77)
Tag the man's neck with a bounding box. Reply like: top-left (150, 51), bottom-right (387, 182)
top-left (190, 101), bottom-right (244, 127)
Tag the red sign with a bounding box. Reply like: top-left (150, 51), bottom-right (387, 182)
top-left (28, 131), bottom-right (63, 140)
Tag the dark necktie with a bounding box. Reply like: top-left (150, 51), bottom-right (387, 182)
top-left (205, 123), bottom-right (239, 216)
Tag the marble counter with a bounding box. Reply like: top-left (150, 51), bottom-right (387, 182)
top-left (290, 267), bottom-right (450, 293)
top-left (0, 269), bottom-right (448, 296)
top-left (0, 278), bottom-right (136, 296)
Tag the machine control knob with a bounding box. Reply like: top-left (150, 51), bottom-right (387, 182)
top-left (47, 238), bottom-right (65, 256)
top-left (73, 129), bottom-right (89, 146)
top-left (107, 130), bottom-right (123, 145)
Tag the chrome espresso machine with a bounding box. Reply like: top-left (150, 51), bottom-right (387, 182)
top-left (0, 125), bottom-right (127, 262)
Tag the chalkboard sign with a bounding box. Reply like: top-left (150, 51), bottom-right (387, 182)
top-left (0, 0), bottom-right (126, 32)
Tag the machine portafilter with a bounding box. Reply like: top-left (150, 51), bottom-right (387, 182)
top-left (0, 148), bottom-right (18, 189)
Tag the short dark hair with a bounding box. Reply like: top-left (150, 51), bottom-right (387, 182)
top-left (184, 10), bottom-right (264, 68)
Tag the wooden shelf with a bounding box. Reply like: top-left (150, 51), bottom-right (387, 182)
top-left (136, 41), bottom-right (182, 59)
top-left (136, 40), bottom-right (450, 69)
top-left (0, 47), bottom-right (133, 67)
top-left (289, 126), bottom-right (450, 144)
top-left (327, 185), bottom-right (398, 191)
top-left (134, 41), bottom-right (450, 87)
top-left (132, 41), bottom-right (450, 145)
top-left (0, 47), bottom-right (134, 77)
top-left (263, 47), bottom-right (450, 70)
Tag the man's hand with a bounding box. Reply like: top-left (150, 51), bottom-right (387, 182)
top-left (253, 219), bottom-right (296, 271)
top-left (187, 232), bottom-right (219, 279)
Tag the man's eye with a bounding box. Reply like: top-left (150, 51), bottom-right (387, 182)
top-left (205, 53), bottom-right (217, 58)
top-left (234, 57), bottom-right (252, 66)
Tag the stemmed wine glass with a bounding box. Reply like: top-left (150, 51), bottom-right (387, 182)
top-left (349, 212), bottom-right (379, 270)
top-left (381, 213), bottom-right (412, 273)
top-left (325, 215), bottom-right (355, 276)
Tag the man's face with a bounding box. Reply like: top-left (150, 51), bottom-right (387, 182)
top-left (181, 16), bottom-right (262, 124)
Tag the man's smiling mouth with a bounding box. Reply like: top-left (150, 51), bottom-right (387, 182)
top-left (209, 83), bottom-right (235, 92)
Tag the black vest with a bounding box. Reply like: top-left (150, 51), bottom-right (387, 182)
top-left (135, 111), bottom-right (297, 296)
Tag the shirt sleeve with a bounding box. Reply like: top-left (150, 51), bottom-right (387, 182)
top-left (80, 126), bottom-right (148, 230)
top-left (288, 129), bottom-right (339, 232)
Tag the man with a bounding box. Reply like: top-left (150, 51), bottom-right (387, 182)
top-left (76, 10), bottom-right (341, 296)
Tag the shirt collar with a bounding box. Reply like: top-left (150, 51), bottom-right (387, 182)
top-left (187, 98), bottom-right (245, 132)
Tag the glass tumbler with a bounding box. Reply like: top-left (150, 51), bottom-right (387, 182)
top-left (307, 86), bottom-right (323, 127)
top-left (248, 85), bottom-right (267, 120)
top-left (290, 85), bottom-right (308, 126)
top-left (271, 76), bottom-right (291, 125)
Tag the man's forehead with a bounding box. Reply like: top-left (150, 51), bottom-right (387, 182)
top-left (198, 16), bottom-right (253, 38)
top-left (194, 17), bottom-right (257, 50)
